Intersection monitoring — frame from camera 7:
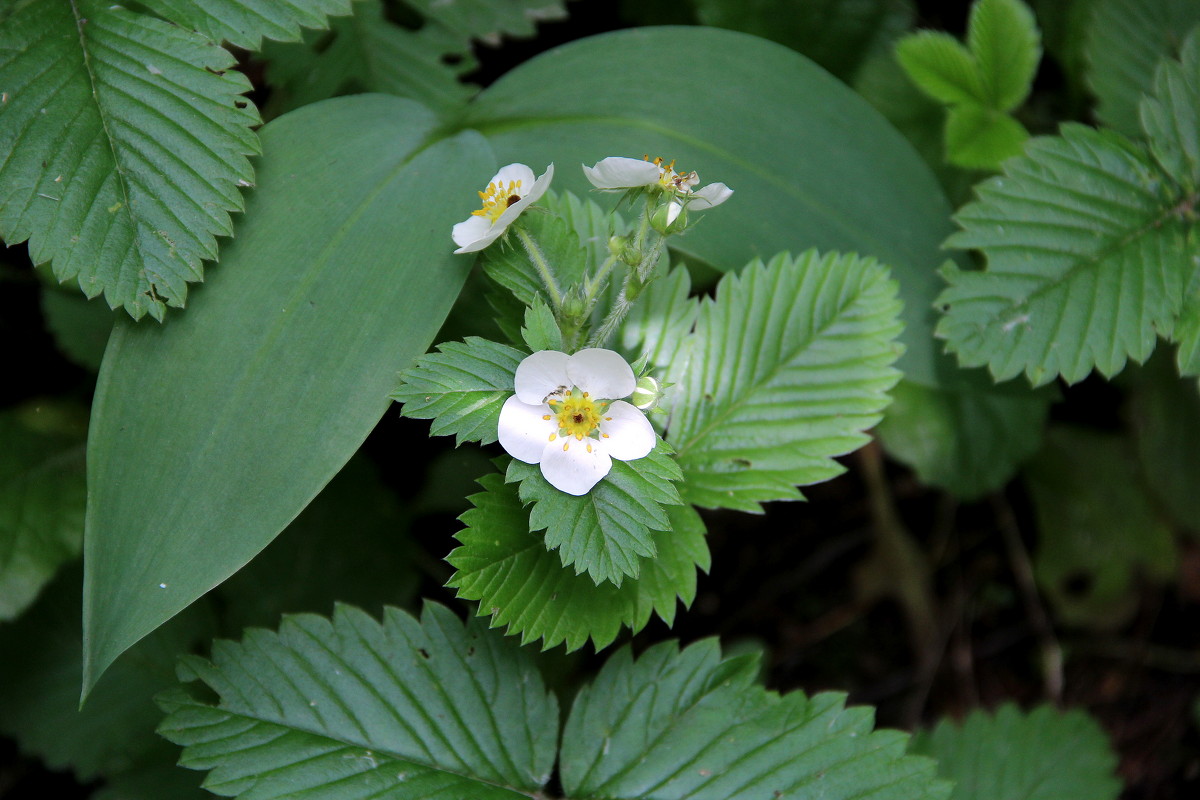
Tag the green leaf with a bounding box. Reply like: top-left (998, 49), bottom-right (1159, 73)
top-left (619, 265), bottom-right (700, 416)
top-left (876, 378), bottom-right (1052, 499)
top-left (1129, 355), bottom-right (1200, 531)
top-left (561, 639), bottom-right (951, 800)
top-left (0, 0), bottom-right (261, 320)
top-left (521, 296), bottom-right (563, 351)
top-left (507, 442), bottom-right (684, 586)
top-left (967, 0), bottom-right (1042, 111)
top-left (39, 285), bottom-right (115, 372)
top-left (1085, 0), bottom-right (1200, 136)
top-left (1141, 30), bottom-right (1200, 190)
top-left (392, 337), bottom-right (525, 446)
top-left (448, 473), bottom-right (709, 651)
top-left (159, 603), bottom-right (558, 799)
top-left (945, 104), bottom-right (1030, 170)
top-left (1024, 425), bottom-right (1177, 626)
top-left (403, 0), bottom-right (569, 44)
top-left (693, 0), bottom-right (915, 81)
top-left (481, 205), bottom-right (588, 309)
top-left (0, 402), bottom-right (87, 621)
top-left (135, 0), bottom-right (350, 50)
top-left (937, 124), bottom-right (1192, 386)
top-left (261, 0), bottom-right (473, 117)
top-left (1175, 265), bottom-right (1200, 375)
top-left (667, 251), bottom-right (904, 512)
top-left (82, 95), bottom-right (493, 695)
top-left (912, 704), bottom-right (1122, 800)
top-left (896, 31), bottom-right (986, 106)
top-left (461, 26), bottom-right (957, 389)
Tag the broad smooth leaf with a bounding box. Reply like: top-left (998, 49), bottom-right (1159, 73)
top-left (1085, 0), bottom-right (1200, 136)
top-left (0, 0), bottom-right (260, 320)
top-left (561, 639), bottom-right (951, 800)
top-left (448, 473), bottom-right (709, 651)
top-left (667, 251), bottom-right (904, 512)
top-left (937, 124), bottom-right (1192, 386)
top-left (507, 443), bottom-right (684, 586)
top-left (159, 603), bottom-right (558, 799)
top-left (83, 95), bottom-right (493, 695)
top-left (461, 26), bottom-right (956, 388)
top-left (912, 704), bottom-right (1121, 800)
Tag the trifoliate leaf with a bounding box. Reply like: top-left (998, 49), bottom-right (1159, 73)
top-left (506, 442), bottom-right (683, 586)
top-left (561, 639), bottom-right (951, 800)
top-left (448, 473), bottom-right (709, 651)
top-left (619, 265), bottom-right (699, 419)
top-left (876, 378), bottom-right (1052, 499)
top-left (521, 296), bottom-right (563, 352)
top-left (945, 104), bottom-right (1030, 170)
top-left (896, 30), bottom-right (986, 107)
top-left (0, 0), bottom-right (261, 320)
top-left (967, 0), bottom-right (1042, 112)
top-left (1086, 0), bottom-right (1200, 136)
top-left (1024, 425), bottom-right (1177, 626)
top-left (937, 124), bottom-right (1192, 386)
top-left (1141, 30), bottom-right (1200, 190)
top-left (912, 704), bottom-right (1121, 800)
top-left (135, 0), bottom-right (351, 50)
top-left (159, 603), bottom-right (559, 799)
top-left (667, 251), bottom-right (904, 512)
top-left (391, 337), bottom-right (525, 446)
top-left (261, 0), bottom-right (473, 117)
top-left (0, 403), bottom-right (87, 621)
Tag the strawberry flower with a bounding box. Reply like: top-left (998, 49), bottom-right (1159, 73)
top-left (452, 163), bottom-right (554, 253)
top-left (497, 349), bottom-right (656, 496)
top-left (582, 155), bottom-right (732, 221)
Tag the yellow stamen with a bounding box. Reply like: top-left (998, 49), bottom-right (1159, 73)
top-left (548, 433), bottom-right (556, 442)
top-left (470, 179), bottom-right (523, 222)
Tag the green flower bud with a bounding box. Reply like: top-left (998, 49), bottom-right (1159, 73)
top-left (631, 375), bottom-right (662, 410)
top-left (649, 201), bottom-right (687, 235)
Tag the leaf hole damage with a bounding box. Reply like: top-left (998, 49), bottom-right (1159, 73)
top-left (418, 648), bottom-right (431, 660)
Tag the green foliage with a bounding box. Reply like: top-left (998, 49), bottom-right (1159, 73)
top-left (561, 639), bottom-right (951, 800)
top-left (39, 286), bottom-right (114, 372)
top-left (507, 442), bottom-right (684, 585)
top-left (876, 378), bottom-right (1052, 499)
top-left (0, 402), bottom-right (86, 621)
top-left (913, 704), bottom-right (1121, 799)
top-left (1141, 31), bottom-right (1200, 189)
top-left (1085, 0), bottom-right (1200, 136)
top-left (896, 0), bottom-right (1040, 169)
top-left (1175, 267), bottom-right (1200, 375)
top-left (392, 337), bottom-right (525, 446)
top-left (82, 96), bottom-right (492, 695)
top-left (160, 603), bottom-right (559, 798)
top-left (482, 207), bottom-right (589, 309)
top-left (448, 474), bottom-right (709, 650)
top-left (135, 0), bottom-right (351, 50)
top-left (937, 125), bottom-right (1192, 386)
top-left (521, 297), bottom-right (564, 351)
top-left (1129, 357), bottom-right (1200, 532)
top-left (668, 251), bottom-right (904, 512)
top-left (1024, 426), bottom-right (1177, 626)
top-left (619, 265), bottom-right (698, 418)
top-left (161, 604), bottom-right (950, 800)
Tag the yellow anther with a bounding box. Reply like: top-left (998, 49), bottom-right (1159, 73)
top-left (542, 414), bottom-right (552, 420)
top-left (563, 442), bottom-right (569, 451)
top-left (548, 433), bottom-right (556, 442)
top-left (470, 179), bottom-right (523, 222)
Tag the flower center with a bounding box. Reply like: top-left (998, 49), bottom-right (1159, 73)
top-left (472, 179), bottom-right (523, 222)
top-left (644, 154), bottom-right (698, 192)
top-left (547, 388), bottom-right (608, 441)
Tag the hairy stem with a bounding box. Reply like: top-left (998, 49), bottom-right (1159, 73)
top-left (514, 224), bottom-right (562, 309)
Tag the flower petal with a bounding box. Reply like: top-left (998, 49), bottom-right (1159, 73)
top-left (689, 182), bottom-right (733, 209)
top-left (451, 215), bottom-right (494, 253)
top-left (540, 436), bottom-right (613, 495)
top-left (566, 348), bottom-right (636, 399)
top-left (666, 201), bottom-right (683, 226)
top-left (491, 163), bottom-right (555, 231)
top-left (497, 395), bottom-right (554, 464)
top-left (514, 350), bottom-right (571, 404)
top-left (491, 163), bottom-right (536, 189)
top-left (582, 157), bottom-right (661, 190)
top-left (599, 400), bottom-right (656, 461)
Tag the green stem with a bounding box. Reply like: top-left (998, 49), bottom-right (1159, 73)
top-left (514, 224), bottom-right (562, 309)
top-left (587, 282), bottom-right (634, 348)
top-left (585, 254), bottom-right (619, 304)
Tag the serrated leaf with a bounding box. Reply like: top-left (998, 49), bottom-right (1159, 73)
top-left (1086, 0), bottom-right (1200, 136)
top-left (261, 0), bottom-right (474, 117)
top-left (481, 202), bottom-right (588, 309)
top-left (619, 266), bottom-right (699, 419)
top-left (1141, 29), bottom-right (1200, 190)
top-left (404, 0), bottom-right (568, 46)
top-left (945, 104), bottom-right (1029, 170)
top-left (0, 403), bottom-right (87, 621)
top-left (968, 0), bottom-right (1042, 111)
top-left (561, 639), bottom-right (951, 800)
top-left (1024, 425), bottom-right (1177, 626)
top-left (896, 30), bottom-right (986, 107)
top-left (448, 473), bottom-right (709, 651)
top-left (507, 442), bottom-right (683, 586)
top-left (667, 251), bottom-right (904, 512)
top-left (912, 704), bottom-right (1121, 800)
top-left (392, 337), bottom-right (525, 446)
top-left (136, 0), bottom-right (351, 50)
top-left (521, 296), bottom-right (563, 351)
top-left (937, 124), bottom-right (1193, 386)
top-left (876, 377), bottom-right (1052, 499)
top-left (159, 603), bottom-right (558, 799)
top-left (0, 0), bottom-right (261, 320)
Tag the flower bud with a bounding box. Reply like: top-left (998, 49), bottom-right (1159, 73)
top-left (630, 375), bottom-right (662, 410)
top-left (649, 202), bottom-right (686, 235)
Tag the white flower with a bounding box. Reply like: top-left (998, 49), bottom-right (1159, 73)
top-left (582, 155), bottom-right (732, 218)
top-left (452, 163), bottom-right (554, 254)
top-left (498, 348), bottom-right (656, 496)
